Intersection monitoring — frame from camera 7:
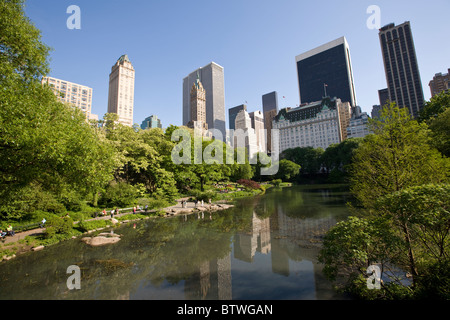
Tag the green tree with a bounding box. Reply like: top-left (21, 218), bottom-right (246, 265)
top-left (274, 159), bottom-right (301, 181)
top-left (0, 0), bottom-right (50, 82)
top-left (0, 1), bottom-right (116, 219)
top-left (320, 138), bottom-right (364, 174)
top-left (375, 184), bottom-right (450, 288)
top-left (349, 103), bottom-right (449, 209)
top-left (282, 146), bottom-right (323, 175)
top-left (428, 108), bottom-right (450, 157)
top-left (418, 90), bottom-right (450, 122)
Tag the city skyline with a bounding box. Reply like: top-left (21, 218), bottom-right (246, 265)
top-left (25, 0), bottom-right (450, 128)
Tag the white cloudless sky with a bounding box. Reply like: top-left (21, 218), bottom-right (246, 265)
top-left (25, 0), bottom-right (450, 128)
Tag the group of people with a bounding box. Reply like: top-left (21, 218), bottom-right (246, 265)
top-left (98, 205), bottom-right (149, 219)
top-left (182, 198), bottom-right (212, 208)
top-left (0, 225), bottom-right (16, 239)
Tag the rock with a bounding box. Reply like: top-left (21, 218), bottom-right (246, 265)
top-left (32, 246), bottom-right (45, 251)
top-left (81, 234), bottom-right (121, 247)
top-left (111, 218), bottom-right (119, 225)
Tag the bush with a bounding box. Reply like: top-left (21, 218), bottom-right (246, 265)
top-left (188, 189), bottom-right (216, 202)
top-left (98, 181), bottom-right (139, 208)
top-left (137, 198), bottom-right (172, 210)
top-left (237, 179), bottom-right (261, 190)
top-left (44, 216), bottom-right (74, 239)
top-left (271, 179), bottom-right (282, 187)
top-left (76, 219), bottom-right (111, 233)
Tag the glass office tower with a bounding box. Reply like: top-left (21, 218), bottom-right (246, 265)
top-left (296, 37), bottom-right (357, 107)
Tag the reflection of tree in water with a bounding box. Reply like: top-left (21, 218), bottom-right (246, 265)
top-left (0, 208), bottom-right (250, 300)
top-left (0, 186), bottom-right (352, 300)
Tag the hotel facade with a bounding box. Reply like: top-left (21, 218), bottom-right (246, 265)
top-left (273, 97), bottom-right (351, 153)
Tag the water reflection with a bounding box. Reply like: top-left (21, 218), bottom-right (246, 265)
top-left (0, 185), bottom-right (351, 300)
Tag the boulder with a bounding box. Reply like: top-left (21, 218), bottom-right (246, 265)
top-left (82, 233), bottom-right (121, 247)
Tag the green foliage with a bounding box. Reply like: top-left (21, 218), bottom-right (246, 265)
top-left (98, 181), bottom-right (140, 208)
top-left (76, 219), bottom-right (111, 233)
top-left (350, 103), bottom-right (449, 209)
top-left (44, 216), bottom-right (74, 239)
top-left (137, 198), bottom-right (172, 210)
top-left (274, 159), bottom-right (301, 181)
top-left (427, 108), bottom-right (450, 157)
top-left (271, 179), bottom-right (282, 187)
top-left (282, 146), bottom-right (323, 175)
top-left (418, 90), bottom-right (450, 122)
top-left (414, 258), bottom-right (450, 300)
top-left (321, 138), bottom-right (364, 173)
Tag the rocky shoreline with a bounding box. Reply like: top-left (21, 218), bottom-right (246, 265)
top-left (1, 200), bottom-right (235, 260)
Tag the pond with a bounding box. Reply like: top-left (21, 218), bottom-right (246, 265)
top-left (0, 184), bottom-right (354, 300)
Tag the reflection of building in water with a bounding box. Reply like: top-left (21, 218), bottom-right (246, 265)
top-left (275, 207), bottom-right (336, 241)
top-left (270, 204), bottom-right (339, 299)
top-left (234, 212), bottom-right (271, 262)
top-left (184, 255), bottom-right (232, 300)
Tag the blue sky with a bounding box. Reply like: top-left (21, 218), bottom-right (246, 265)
top-left (25, 0), bottom-right (449, 128)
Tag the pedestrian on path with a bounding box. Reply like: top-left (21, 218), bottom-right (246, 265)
top-left (110, 209), bottom-right (115, 219)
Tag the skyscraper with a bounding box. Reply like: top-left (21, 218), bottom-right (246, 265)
top-left (296, 37), bottom-right (357, 107)
top-left (379, 22), bottom-right (425, 118)
top-left (234, 109), bottom-right (259, 160)
top-left (378, 88), bottom-right (390, 107)
top-left (188, 73), bottom-right (208, 133)
top-left (107, 54), bottom-right (135, 126)
top-left (262, 91), bottom-right (279, 154)
top-left (228, 104), bottom-right (247, 131)
top-left (183, 62), bottom-right (226, 139)
top-left (249, 110), bottom-right (266, 154)
top-left (141, 115), bottom-right (162, 130)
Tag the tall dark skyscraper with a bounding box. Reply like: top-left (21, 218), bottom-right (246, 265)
top-left (379, 21), bottom-right (424, 118)
top-left (296, 37), bottom-right (357, 107)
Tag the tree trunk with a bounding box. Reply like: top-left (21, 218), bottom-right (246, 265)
top-left (402, 222), bottom-right (418, 287)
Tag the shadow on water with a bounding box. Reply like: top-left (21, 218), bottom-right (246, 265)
top-left (0, 184), bottom-right (354, 300)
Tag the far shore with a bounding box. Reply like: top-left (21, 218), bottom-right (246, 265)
top-left (0, 195), bottom-right (240, 262)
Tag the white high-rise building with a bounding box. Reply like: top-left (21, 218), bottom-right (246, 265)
top-left (107, 54), bottom-right (135, 127)
top-left (41, 76), bottom-right (97, 120)
top-left (234, 109), bottom-right (259, 160)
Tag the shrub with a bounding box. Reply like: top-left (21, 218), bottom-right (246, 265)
top-left (271, 179), bottom-right (282, 187)
top-left (76, 219), bottom-right (111, 233)
top-left (44, 216), bottom-right (74, 239)
top-left (237, 179), bottom-right (261, 190)
top-left (98, 181), bottom-right (139, 208)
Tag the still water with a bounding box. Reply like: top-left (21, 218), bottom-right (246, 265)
top-left (0, 184), bottom-right (353, 300)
